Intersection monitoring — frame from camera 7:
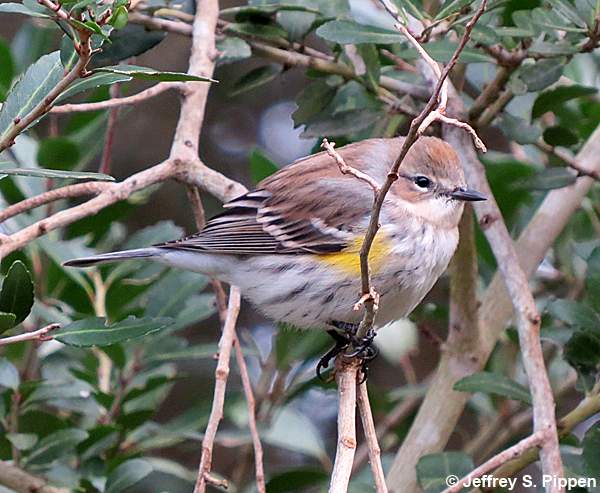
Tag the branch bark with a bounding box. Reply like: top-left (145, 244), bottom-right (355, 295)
top-left (0, 462), bottom-right (68, 493)
top-left (193, 286), bottom-right (241, 493)
top-left (0, 323), bottom-right (60, 346)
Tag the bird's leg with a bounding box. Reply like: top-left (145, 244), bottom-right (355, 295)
top-left (316, 322), bottom-right (379, 381)
top-left (316, 328), bottom-right (353, 381)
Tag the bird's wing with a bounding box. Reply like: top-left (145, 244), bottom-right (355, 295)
top-left (155, 153), bottom-right (374, 255)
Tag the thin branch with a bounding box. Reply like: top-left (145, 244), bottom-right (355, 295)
top-left (0, 30), bottom-right (92, 153)
top-left (440, 432), bottom-right (545, 493)
top-left (536, 140), bottom-right (600, 181)
top-left (99, 83), bottom-right (121, 175)
top-left (0, 182), bottom-right (111, 224)
top-left (234, 339), bottom-right (266, 493)
top-left (321, 139), bottom-right (381, 193)
top-left (0, 323), bottom-right (60, 346)
top-left (193, 286), bottom-right (241, 493)
top-left (329, 358), bottom-right (360, 493)
top-left (468, 66), bottom-right (512, 121)
top-left (357, 383), bottom-right (388, 493)
top-left (492, 388), bottom-right (600, 481)
top-left (51, 82), bottom-right (180, 113)
top-left (0, 461), bottom-right (68, 493)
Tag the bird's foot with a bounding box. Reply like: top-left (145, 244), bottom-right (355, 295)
top-left (316, 324), bottom-right (379, 382)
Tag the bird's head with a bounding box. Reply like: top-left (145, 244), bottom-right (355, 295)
top-left (391, 136), bottom-right (486, 227)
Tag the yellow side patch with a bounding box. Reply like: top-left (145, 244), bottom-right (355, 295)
top-left (316, 233), bottom-right (392, 276)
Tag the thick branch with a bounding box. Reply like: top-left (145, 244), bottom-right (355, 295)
top-left (0, 462), bottom-right (68, 493)
top-left (329, 359), bottom-right (360, 493)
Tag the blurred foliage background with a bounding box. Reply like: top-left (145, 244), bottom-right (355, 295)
top-left (0, 0), bottom-right (600, 492)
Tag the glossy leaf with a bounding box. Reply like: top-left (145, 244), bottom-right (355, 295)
top-left (55, 316), bottom-right (173, 347)
top-left (0, 51), bottom-right (63, 143)
top-left (292, 80), bottom-right (337, 128)
top-left (417, 452), bottom-right (474, 493)
top-left (454, 371), bottom-right (532, 405)
top-left (25, 428), bottom-right (89, 465)
top-left (518, 167), bottom-right (578, 191)
top-left (547, 299), bottom-right (600, 329)
top-left (266, 467), bottom-right (328, 493)
top-left (0, 2), bottom-right (51, 17)
top-left (37, 137), bottom-right (81, 170)
top-left (317, 20), bottom-right (404, 44)
top-left (249, 148), bottom-right (279, 183)
top-left (6, 433), bottom-right (38, 451)
top-left (220, 4), bottom-right (320, 16)
top-left (230, 65), bottom-right (282, 97)
top-left (543, 127), bottom-right (580, 147)
top-left (216, 37), bottom-right (252, 65)
top-left (582, 423), bottom-right (600, 477)
top-left (585, 247), bottom-right (600, 312)
top-left (105, 458), bottom-right (153, 493)
top-left (0, 260), bottom-right (34, 327)
top-left (0, 358), bottom-right (19, 390)
top-left (533, 85), bottom-right (598, 119)
top-left (498, 114), bottom-right (542, 144)
top-left (224, 22), bottom-right (288, 42)
top-left (398, 41), bottom-right (494, 63)
top-left (517, 59), bottom-right (564, 92)
top-left (57, 72), bottom-right (133, 102)
top-left (95, 65), bottom-right (217, 82)
top-left (0, 39), bottom-right (14, 101)
top-left (0, 313), bottom-right (17, 333)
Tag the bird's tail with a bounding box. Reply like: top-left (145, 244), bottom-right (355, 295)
top-left (63, 247), bottom-right (161, 268)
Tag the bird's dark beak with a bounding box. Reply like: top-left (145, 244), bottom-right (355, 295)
top-left (450, 187), bottom-right (487, 202)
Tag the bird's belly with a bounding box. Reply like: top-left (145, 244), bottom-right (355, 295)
top-left (228, 225), bottom-right (457, 329)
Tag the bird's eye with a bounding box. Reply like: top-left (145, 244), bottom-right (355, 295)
top-left (414, 176), bottom-right (432, 189)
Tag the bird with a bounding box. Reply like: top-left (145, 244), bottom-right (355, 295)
top-left (65, 136), bottom-right (485, 375)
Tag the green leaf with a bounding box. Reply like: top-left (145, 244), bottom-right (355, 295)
top-left (498, 114), bottom-right (542, 144)
top-left (0, 261), bottom-right (34, 327)
top-left (547, 0), bottom-right (588, 27)
top-left (547, 299), bottom-right (600, 329)
top-left (582, 423), bottom-right (600, 477)
top-left (564, 331), bottom-right (600, 377)
top-left (417, 452), bottom-right (474, 493)
top-left (105, 459), bottom-right (153, 493)
top-left (0, 313), bottom-right (17, 333)
top-left (266, 467), bottom-right (328, 493)
top-left (221, 4), bottom-right (320, 16)
top-left (532, 85), bottom-right (598, 119)
top-left (216, 37), bottom-right (252, 65)
top-left (25, 428), bottom-right (89, 465)
top-left (90, 24), bottom-right (166, 68)
top-left (109, 5), bottom-right (129, 29)
top-left (529, 40), bottom-right (580, 57)
top-left (435, 0), bottom-right (471, 20)
top-left (0, 2), bottom-right (51, 17)
top-left (224, 22), bottom-right (289, 41)
top-left (585, 247), bottom-right (600, 312)
top-left (292, 80), bottom-right (336, 128)
top-left (230, 65), bottom-right (282, 97)
top-left (0, 51), bottom-right (63, 143)
top-left (357, 43), bottom-right (380, 92)
top-left (249, 148), bottom-right (278, 183)
top-left (453, 371), bottom-right (532, 405)
top-left (6, 433), bottom-right (37, 451)
top-left (37, 137), bottom-right (81, 170)
top-left (316, 20), bottom-right (404, 44)
top-left (262, 407), bottom-right (327, 460)
top-left (57, 72), bottom-right (133, 102)
top-left (0, 39), bottom-right (14, 101)
top-left (94, 65), bottom-right (217, 83)
top-left (0, 166), bottom-right (115, 181)
top-left (398, 40), bottom-right (494, 63)
top-left (54, 316), bottom-right (173, 347)
top-left (301, 108), bottom-right (380, 137)
top-left (522, 167), bottom-right (578, 190)
top-left (0, 358), bottom-right (19, 390)
top-left (543, 127), bottom-right (580, 147)
top-left (517, 59), bottom-right (565, 92)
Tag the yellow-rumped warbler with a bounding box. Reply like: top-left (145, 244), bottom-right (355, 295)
top-left (65, 136), bottom-right (485, 370)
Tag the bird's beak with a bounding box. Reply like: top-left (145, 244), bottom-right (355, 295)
top-left (450, 187), bottom-right (487, 202)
